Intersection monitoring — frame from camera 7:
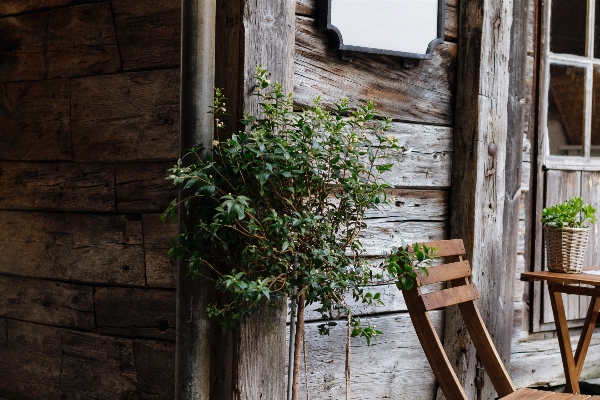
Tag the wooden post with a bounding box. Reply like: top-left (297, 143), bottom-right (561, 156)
top-left (210, 1), bottom-right (295, 399)
top-left (176, 0), bottom-right (216, 398)
top-left (443, 0), bottom-right (518, 397)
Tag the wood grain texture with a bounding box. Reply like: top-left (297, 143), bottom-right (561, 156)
top-left (0, 275), bottom-right (94, 329)
top-left (294, 16), bottom-right (456, 125)
top-left (287, 312), bottom-right (443, 399)
top-left (0, 211), bottom-right (145, 285)
top-left (116, 162), bottom-right (177, 213)
top-left (294, 0), bottom-right (458, 42)
top-left (71, 69), bottom-right (179, 162)
top-left (134, 340), bottom-right (175, 400)
top-left (0, 0), bottom-right (76, 16)
top-left (359, 220), bottom-right (446, 256)
top-left (365, 188), bottom-right (448, 220)
top-left (0, 161), bottom-right (114, 212)
top-left (143, 214), bottom-right (177, 288)
top-left (112, 0), bottom-right (181, 71)
top-left (0, 79), bottom-right (72, 161)
top-left (0, 3), bottom-right (120, 83)
top-left (95, 287), bottom-right (176, 340)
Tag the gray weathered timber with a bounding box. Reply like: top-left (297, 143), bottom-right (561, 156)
top-left (0, 161), bottom-right (114, 212)
top-left (211, 1), bottom-right (295, 399)
top-left (0, 211), bottom-right (145, 285)
top-left (71, 69), bottom-right (179, 162)
top-left (95, 287), bottom-right (176, 341)
top-left (0, 275), bottom-right (94, 329)
top-left (134, 340), bottom-right (176, 400)
top-left (116, 162), bottom-right (177, 213)
top-left (294, 0), bottom-right (458, 42)
top-left (444, 0), bottom-right (515, 396)
top-left (112, 0), bottom-right (181, 71)
top-left (0, 3), bottom-right (121, 83)
top-left (510, 331), bottom-right (600, 388)
top-left (364, 188), bottom-right (448, 220)
top-left (360, 221), bottom-right (446, 256)
top-left (294, 16), bottom-right (456, 125)
top-left (286, 312), bottom-right (443, 399)
top-left (143, 214), bottom-right (177, 288)
top-left (0, 79), bottom-right (72, 161)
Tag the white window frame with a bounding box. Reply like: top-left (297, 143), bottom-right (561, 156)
top-left (539, 0), bottom-right (600, 170)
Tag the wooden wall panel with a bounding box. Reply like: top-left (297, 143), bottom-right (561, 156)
top-left (112, 0), bottom-right (181, 70)
top-left (142, 214), bottom-right (177, 288)
top-left (0, 0), bottom-right (78, 16)
top-left (95, 287), bottom-right (176, 340)
top-left (294, 16), bottom-right (456, 125)
top-left (360, 220), bottom-right (446, 255)
top-left (0, 212), bottom-right (146, 285)
top-left (116, 162), bottom-right (177, 213)
top-left (71, 69), bottom-right (179, 162)
top-left (288, 312), bottom-right (443, 399)
top-left (0, 3), bottom-right (120, 83)
top-left (294, 0), bottom-right (458, 42)
top-left (133, 340), bottom-right (175, 400)
top-left (0, 275), bottom-right (94, 329)
top-left (0, 162), bottom-right (114, 212)
top-left (0, 79), bottom-right (72, 161)
top-left (365, 189), bottom-right (448, 221)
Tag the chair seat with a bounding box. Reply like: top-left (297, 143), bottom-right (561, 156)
top-left (501, 387), bottom-right (600, 399)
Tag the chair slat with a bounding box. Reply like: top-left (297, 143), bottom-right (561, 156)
top-left (418, 260), bottom-right (472, 286)
top-left (418, 239), bottom-right (466, 258)
top-left (421, 283), bottom-right (480, 311)
top-left (500, 388), bottom-right (560, 399)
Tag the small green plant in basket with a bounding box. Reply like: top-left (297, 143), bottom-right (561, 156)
top-left (542, 197), bottom-right (597, 228)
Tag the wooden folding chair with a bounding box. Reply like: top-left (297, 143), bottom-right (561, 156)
top-left (402, 239), bottom-right (600, 400)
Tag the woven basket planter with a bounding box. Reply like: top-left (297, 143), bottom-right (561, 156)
top-left (544, 226), bottom-right (589, 273)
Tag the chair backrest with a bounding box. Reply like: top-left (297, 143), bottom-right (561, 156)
top-left (402, 239), bottom-right (515, 400)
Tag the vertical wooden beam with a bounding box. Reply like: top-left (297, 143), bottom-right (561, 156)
top-left (176, 0), bottom-right (216, 398)
top-left (444, 0), bottom-right (516, 397)
top-left (212, 1), bottom-right (295, 399)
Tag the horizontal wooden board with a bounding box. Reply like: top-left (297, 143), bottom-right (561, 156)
top-left (0, 79), bottom-right (72, 161)
top-left (116, 162), bottom-right (177, 213)
top-left (0, 3), bottom-right (120, 83)
top-left (294, 16), bottom-right (456, 125)
top-left (359, 220), bottom-right (447, 256)
top-left (0, 0), bottom-right (74, 16)
top-left (0, 275), bottom-right (94, 329)
top-left (510, 331), bottom-right (600, 388)
top-left (287, 311), bottom-right (443, 399)
top-left (365, 188), bottom-right (448, 221)
top-left (142, 214), bottom-right (177, 288)
top-left (0, 211), bottom-right (146, 285)
top-left (112, 0), bottom-right (181, 70)
top-left (0, 162), bottom-right (114, 212)
top-left (133, 340), bottom-right (175, 399)
top-left (71, 69), bottom-right (179, 162)
top-left (95, 287), bottom-right (176, 341)
top-left (294, 0), bottom-right (458, 41)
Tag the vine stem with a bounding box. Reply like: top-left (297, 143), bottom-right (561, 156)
top-left (346, 312), bottom-right (351, 400)
top-left (292, 291), bottom-right (305, 400)
top-left (287, 287), bottom-right (297, 400)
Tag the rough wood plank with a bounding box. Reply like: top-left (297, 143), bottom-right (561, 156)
top-left (143, 214), bottom-right (177, 288)
top-left (510, 331), bottom-right (600, 388)
top-left (419, 260), bottom-right (472, 286)
top-left (359, 220), bottom-right (446, 256)
top-left (287, 312), bottom-right (443, 399)
top-left (422, 284), bottom-right (480, 310)
top-left (134, 340), bottom-right (175, 400)
top-left (116, 162), bottom-right (177, 213)
top-left (95, 287), bottom-right (176, 340)
top-left (0, 211), bottom-right (145, 285)
top-left (0, 275), bottom-right (94, 329)
top-left (0, 3), bottom-right (120, 82)
top-left (0, 0), bottom-right (75, 16)
top-left (366, 188), bottom-right (448, 221)
top-left (0, 79), bottom-right (72, 161)
top-left (294, 0), bottom-right (458, 42)
top-left (294, 16), bottom-right (456, 125)
top-left (0, 161), bottom-right (114, 212)
top-left (112, 0), bottom-right (181, 70)
top-left (71, 69), bottom-right (179, 162)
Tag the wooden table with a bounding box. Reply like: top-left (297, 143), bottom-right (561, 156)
top-left (521, 269), bottom-right (600, 394)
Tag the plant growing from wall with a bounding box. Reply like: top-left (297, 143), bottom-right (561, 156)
top-left (165, 66), bottom-right (435, 398)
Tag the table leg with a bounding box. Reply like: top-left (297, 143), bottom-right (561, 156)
top-left (548, 284), bottom-right (580, 393)
top-left (574, 296), bottom-right (600, 378)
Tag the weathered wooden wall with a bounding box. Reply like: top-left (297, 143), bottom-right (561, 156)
top-left (0, 0), bottom-right (179, 398)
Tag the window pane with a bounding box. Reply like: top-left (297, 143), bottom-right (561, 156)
top-left (550, 0), bottom-right (587, 56)
top-left (548, 64), bottom-right (585, 156)
top-left (592, 66), bottom-right (600, 156)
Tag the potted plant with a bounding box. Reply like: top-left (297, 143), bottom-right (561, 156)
top-left (541, 196), bottom-right (597, 273)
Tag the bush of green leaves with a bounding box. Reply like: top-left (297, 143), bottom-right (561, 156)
top-left (541, 197), bottom-right (597, 228)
